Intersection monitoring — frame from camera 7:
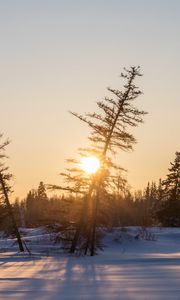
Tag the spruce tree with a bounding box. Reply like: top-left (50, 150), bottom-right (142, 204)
top-left (163, 152), bottom-right (180, 201)
top-left (156, 152), bottom-right (180, 226)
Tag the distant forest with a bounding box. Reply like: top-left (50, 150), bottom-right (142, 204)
top-left (0, 151), bottom-right (179, 234)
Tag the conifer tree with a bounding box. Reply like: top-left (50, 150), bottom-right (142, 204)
top-left (69, 66), bottom-right (147, 255)
top-left (25, 182), bottom-right (49, 226)
top-left (37, 181), bottom-right (48, 200)
top-left (0, 134), bottom-right (24, 251)
top-left (156, 152), bottom-right (180, 226)
top-left (162, 152), bottom-right (180, 201)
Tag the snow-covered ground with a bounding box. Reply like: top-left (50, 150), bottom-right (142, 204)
top-left (1, 227), bottom-right (180, 299)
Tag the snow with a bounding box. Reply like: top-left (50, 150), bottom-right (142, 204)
top-left (1, 227), bottom-right (180, 299)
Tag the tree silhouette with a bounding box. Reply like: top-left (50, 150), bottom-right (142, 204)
top-left (69, 66), bottom-right (147, 255)
top-left (156, 152), bottom-right (180, 226)
top-left (162, 152), bottom-right (180, 201)
top-left (0, 134), bottom-right (24, 252)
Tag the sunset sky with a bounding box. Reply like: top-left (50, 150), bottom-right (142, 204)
top-left (0, 0), bottom-right (179, 199)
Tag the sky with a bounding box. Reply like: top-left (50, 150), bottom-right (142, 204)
top-left (0, 0), bottom-right (179, 199)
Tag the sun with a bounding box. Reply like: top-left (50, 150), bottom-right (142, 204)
top-left (80, 156), bottom-right (100, 174)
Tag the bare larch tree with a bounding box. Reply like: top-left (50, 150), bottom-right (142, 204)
top-left (69, 66), bottom-right (147, 255)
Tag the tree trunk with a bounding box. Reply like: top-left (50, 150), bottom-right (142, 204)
top-left (0, 173), bottom-right (24, 252)
top-left (90, 190), bottom-right (100, 256)
top-left (70, 195), bottom-right (88, 253)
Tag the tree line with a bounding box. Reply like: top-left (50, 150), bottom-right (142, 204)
top-left (0, 151), bottom-right (179, 231)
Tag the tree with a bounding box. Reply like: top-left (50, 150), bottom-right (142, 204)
top-left (163, 152), bottom-right (180, 201)
top-left (156, 152), bottom-right (180, 226)
top-left (25, 182), bottom-right (49, 226)
top-left (36, 181), bottom-right (49, 223)
top-left (25, 189), bottom-right (38, 225)
top-left (0, 134), bottom-right (24, 251)
top-left (69, 66), bottom-right (147, 255)
top-left (140, 181), bottom-right (159, 226)
top-left (37, 181), bottom-right (48, 200)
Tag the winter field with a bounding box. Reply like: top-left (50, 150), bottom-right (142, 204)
top-left (1, 227), bottom-right (180, 300)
